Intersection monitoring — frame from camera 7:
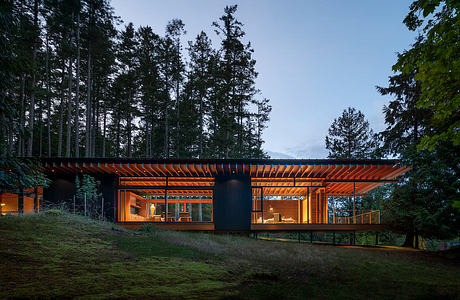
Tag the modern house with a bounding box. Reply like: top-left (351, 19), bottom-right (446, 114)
top-left (1, 158), bottom-right (409, 233)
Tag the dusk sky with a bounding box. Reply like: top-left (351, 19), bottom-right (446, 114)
top-left (111, 0), bottom-right (418, 158)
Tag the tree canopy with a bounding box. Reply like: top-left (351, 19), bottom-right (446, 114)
top-left (398, 0), bottom-right (459, 151)
top-left (0, 1), bottom-right (271, 161)
top-left (325, 107), bottom-right (379, 159)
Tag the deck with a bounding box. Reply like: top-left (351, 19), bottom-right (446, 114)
top-left (118, 222), bottom-right (384, 232)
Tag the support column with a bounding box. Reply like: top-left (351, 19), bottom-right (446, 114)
top-left (332, 196), bottom-right (335, 224)
top-left (34, 187), bottom-right (39, 213)
top-left (353, 182), bottom-right (356, 224)
top-left (18, 189), bottom-right (24, 215)
top-left (164, 177), bottom-right (168, 222)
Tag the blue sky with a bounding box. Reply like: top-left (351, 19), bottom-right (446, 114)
top-left (111, 0), bottom-right (418, 158)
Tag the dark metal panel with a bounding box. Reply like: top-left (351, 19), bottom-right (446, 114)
top-left (101, 174), bottom-right (117, 222)
top-left (213, 174), bottom-right (252, 231)
top-left (43, 174), bottom-right (76, 205)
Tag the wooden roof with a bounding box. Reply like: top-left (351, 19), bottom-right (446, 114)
top-left (43, 158), bottom-right (410, 196)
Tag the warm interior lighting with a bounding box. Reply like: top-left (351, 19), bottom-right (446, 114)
top-left (0, 203), bottom-right (5, 206)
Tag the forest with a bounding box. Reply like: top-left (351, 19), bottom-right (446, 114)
top-left (1, 1), bottom-right (271, 160)
top-left (1, 0), bottom-right (459, 248)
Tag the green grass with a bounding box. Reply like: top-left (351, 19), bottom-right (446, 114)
top-left (0, 211), bottom-right (459, 299)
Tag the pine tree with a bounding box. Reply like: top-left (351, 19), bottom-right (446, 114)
top-left (165, 19), bottom-right (186, 158)
top-left (136, 26), bottom-right (162, 158)
top-left (325, 107), bottom-right (379, 159)
top-left (212, 5), bottom-right (260, 158)
top-left (186, 31), bottom-right (216, 157)
top-left (378, 42), bottom-right (459, 247)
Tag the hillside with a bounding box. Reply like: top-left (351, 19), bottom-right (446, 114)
top-left (0, 212), bottom-right (459, 299)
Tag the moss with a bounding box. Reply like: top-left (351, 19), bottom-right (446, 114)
top-left (1, 212), bottom-right (459, 299)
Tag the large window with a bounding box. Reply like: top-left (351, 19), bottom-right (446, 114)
top-left (0, 188), bottom-right (42, 215)
top-left (117, 177), bottom-right (213, 223)
top-left (251, 181), bottom-right (327, 224)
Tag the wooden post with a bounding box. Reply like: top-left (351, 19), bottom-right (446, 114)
top-left (73, 195), bottom-right (76, 214)
top-left (298, 196), bottom-right (301, 224)
top-left (353, 183), bottom-right (356, 224)
top-left (164, 177), bottom-right (168, 222)
top-left (310, 231), bottom-right (313, 243)
top-left (325, 189), bottom-right (328, 224)
top-left (84, 192), bottom-right (87, 216)
top-left (298, 232), bottom-right (301, 243)
top-left (375, 232), bottom-right (379, 246)
top-left (332, 196), bottom-right (335, 224)
top-left (307, 188), bottom-right (310, 224)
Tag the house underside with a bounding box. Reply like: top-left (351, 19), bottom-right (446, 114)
top-left (12, 158), bottom-right (410, 233)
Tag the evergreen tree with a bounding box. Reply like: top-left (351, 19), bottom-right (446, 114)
top-left (212, 5), bottom-right (261, 158)
top-left (136, 26), bottom-right (162, 158)
top-left (2, 2), bottom-right (271, 160)
top-left (401, 0), bottom-right (459, 151)
top-left (186, 31), bottom-right (216, 157)
top-left (378, 33), bottom-right (460, 247)
top-left (325, 107), bottom-right (379, 159)
top-left (166, 19), bottom-right (186, 158)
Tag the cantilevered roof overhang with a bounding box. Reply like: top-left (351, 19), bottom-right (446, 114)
top-left (42, 158), bottom-right (410, 196)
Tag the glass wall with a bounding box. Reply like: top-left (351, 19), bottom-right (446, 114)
top-left (117, 188), bottom-right (213, 222)
top-left (251, 186), bottom-right (327, 224)
top-left (0, 188), bottom-right (42, 215)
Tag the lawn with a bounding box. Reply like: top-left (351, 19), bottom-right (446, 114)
top-left (0, 211), bottom-right (458, 299)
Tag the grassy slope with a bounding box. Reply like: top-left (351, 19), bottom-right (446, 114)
top-left (0, 212), bottom-right (458, 299)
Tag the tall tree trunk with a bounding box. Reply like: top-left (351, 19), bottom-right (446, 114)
top-left (150, 114), bottom-right (155, 157)
top-left (38, 85), bottom-right (43, 157)
top-left (116, 113), bottom-right (120, 157)
top-left (145, 122), bottom-right (149, 158)
top-left (75, 11), bottom-right (81, 158)
top-left (199, 91), bottom-right (203, 158)
top-left (127, 115), bottom-right (132, 158)
top-left (57, 61), bottom-right (66, 157)
top-left (126, 90), bottom-right (132, 158)
top-left (8, 117), bottom-right (14, 155)
top-left (164, 85), bottom-right (169, 158)
top-left (92, 96), bottom-right (98, 157)
top-left (66, 44), bottom-right (74, 157)
top-left (176, 80), bottom-right (180, 158)
top-left (102, 102), bottom-right (106, 157)
top-left (46, 36), bottom-right (52, 157)
top-left (85, 48), bottom-right (92, 157)
top-left (18, 75), bottom-right (25, 157)
top-left (27, 0), bottom-right (38, 157)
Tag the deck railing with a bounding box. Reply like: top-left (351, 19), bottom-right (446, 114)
top-left (333, 210), bottom-right (380, 225)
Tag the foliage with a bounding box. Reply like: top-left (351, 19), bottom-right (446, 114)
top-left (2, 1), bottom-right (271, 160)
top-left (382, 147), bottom-right (459, 245)
top-left (75, 173), bottom-right (101, 217)
top-left (378, 2), bottom-right (460, 246)
top-left (399, 0), bottom-right (460, 151)
top-left (0, 157), bottom-right (49, 193)
top-left (325, 107), bottom-right (379, 159)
